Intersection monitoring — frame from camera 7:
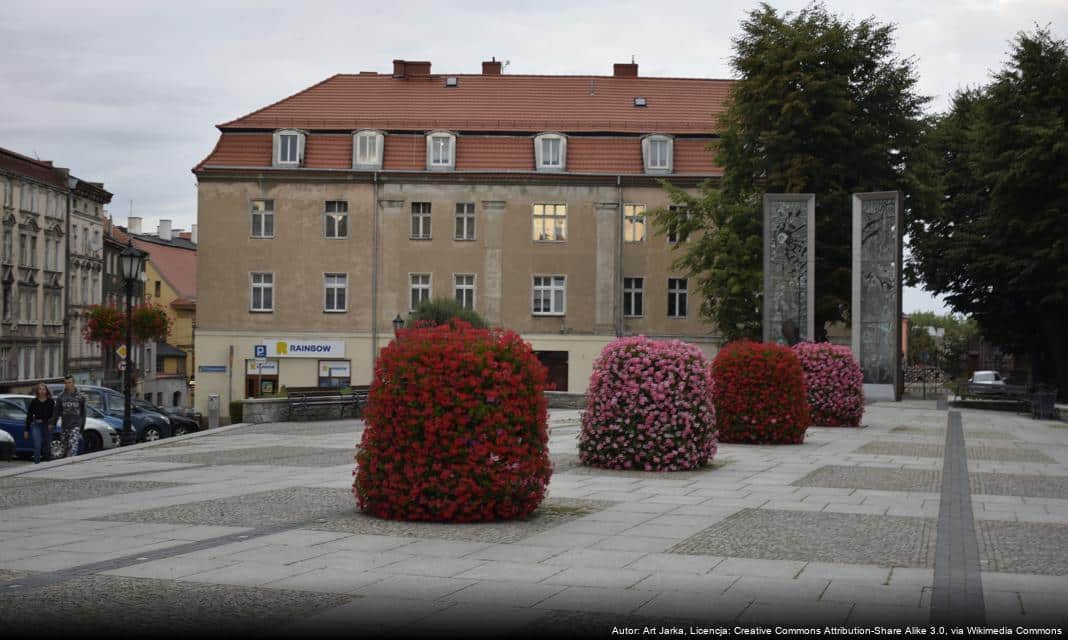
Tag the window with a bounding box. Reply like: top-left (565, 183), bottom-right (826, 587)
top-left (29, 236), bottom-right (36, 267)
top-left (532, 275), bottom-right (566, 315)
top-left (18, 233), bottom-right (26, 266)
top-left (324, 201), bottom-right (348, 238)
top-left (71, 226), bottom-right (78, 254)
top-left (535, 134), bottom-right (567, 170)
top-left (250, 200), bottom-right (274, 238)
top-left (409, 273), bottom-right (431, 311)
top-left (642, 135), bottom-right (673, 173)
top-left (274, 129), bottom-right (303, 166)
top-left (250, 272), bottom-right (273, 312)
top-left (20, 184), bottom-right (31, 211)
top-left (324, 273), bottom-right (347, 312)
top-left (318, 360), bottom-right (351, 388)
top-left (0, 347), bottom-right (8, 380)
top-left (20, 289), bottom-right (36, 324)
top-left (411, 202), bottom-right (432, 240)
top-left (454, 203), bottom-right (475, 240)
top-left (82, 275), bottom-right (88, 304)
top-left (623, 277), bottom-right (644, 317)
top-left (2, 285), bottom-right (10, 322)
top-left (667, 205), bottom-right (690, 243)
top-left (624, 204), bottom-right (646, 243)
top-left (668, 278), bottom-right (688, 318)
top-left (454, 274), bottom-right (475, 310)
top-left (1, 179), bottom-right (9, 207)
top-left (532, 204), bottom-right (567, 242)
top-left (426, 132), bottom-right (455, 170)
top-left (353, 130), bottom-right (383, 169)
top-left (2, 229), bottom-right (11, 264)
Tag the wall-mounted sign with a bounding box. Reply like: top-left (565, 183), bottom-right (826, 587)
top-left (258, 339), bottom-right (345, 359)
top-left (318, 360), bottom-right (351, 378)
top-left (254, 345), bottom-right (267, 358)
top-left (246, 359), bottom-right (279, 375)
top-left (198, 365), bottom-right (227, 373)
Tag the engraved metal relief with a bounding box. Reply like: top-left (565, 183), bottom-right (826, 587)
top-left (763, 196), bottom-right (812, 345)
top-left (857, 195), bottom-right (899, 385)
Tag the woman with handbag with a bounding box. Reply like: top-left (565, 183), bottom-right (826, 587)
top-left (23, 383), bottom-right (56, 464)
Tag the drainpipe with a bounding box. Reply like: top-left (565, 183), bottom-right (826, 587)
top-left (370, 172), bottom-right (380, 366)
top-left (616, 175), bottom-right (623, 338)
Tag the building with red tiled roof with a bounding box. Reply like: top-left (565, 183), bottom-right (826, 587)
top-left (193, 59), bottom-right (731, 418)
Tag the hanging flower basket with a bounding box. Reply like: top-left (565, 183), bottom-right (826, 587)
top-left (82, 305), bottom-right (125, 347)
top-left (130, 304), bottom-right (172, 343)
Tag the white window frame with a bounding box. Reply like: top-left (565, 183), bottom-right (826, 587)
top-left (352, 130), bottom-right (384, 170)
top-left (668, 278), bottom-right (688, 318)
top-left (623, 204), bottom-right (647, 243)
top-left (250, 272), bottom-right (274, 312)
top-left (534, 133), bottom-right (567, 171)
top-left (411, 202), bottom-right (432, 240)
top-left (642, 134), bottom-right (674, 174)
top-left (250, 199), bottom-right (274, 238)
top-left (324, 272), bottom-right (347, 313)
top-left (623, 277), bottom-right (644, 318)
top-left (454, 203), bottom-right (475, 241)
top-left (667, 204), bottom-right (691, 244)
top-left (454, 273), bottom-right (475, 310)
top-left (532, 275), bottom-right (566, 316)
top-left (272, 129), bottom-right (305, 167)
top-left (532, 203), bottom-right (567, 242)
top-left (323, 200), bottom-right (349, 239)
top-left (409, 273), bottom-right (431, 312)
top-left (425, 131), bottom-right (456, 170)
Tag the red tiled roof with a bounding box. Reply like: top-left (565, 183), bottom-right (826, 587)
top-left (305, 135), bottom-right (351, 169)
top-left (382, 134), bottom-right (423, 171)
top-left (674, 138), bottom-right (719, 174)
top-left (567, 137), bottom-right (644, 173)
top-left (131, 237), bottom-right (197, 301)
top-left (219, 73), bottom-right (732, 134)
top-left (456, 136), bottom-right (534, 171)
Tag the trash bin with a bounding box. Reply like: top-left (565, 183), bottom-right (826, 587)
top-left (1031, 386), bottom-right (1058, 420)
top-left (208, 394), bottom-right (220, 429)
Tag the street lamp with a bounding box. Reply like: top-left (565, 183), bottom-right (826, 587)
top-left (392, 314), bottom-right (404, 336)
top-left (120, 240), bottom-right (146, 446)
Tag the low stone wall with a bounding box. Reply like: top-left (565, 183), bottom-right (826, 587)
top-left (546, 392), bottom-right (586, 409)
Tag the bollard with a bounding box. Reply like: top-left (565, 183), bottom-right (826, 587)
top-left (208, 394), bottom-right (220, 429)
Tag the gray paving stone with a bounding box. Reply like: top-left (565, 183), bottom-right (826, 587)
top-left (262, 568), bottom-right (386, 594)
top-left (821, 582), bottom-right (928, 607)
top-left (669, 508), bottom-right (936, 568)
top-left (102, 557), bottom-right (240, 580)
top-left (798, 561), bottom-right (891, 584)
top-left (280, 595), bottom-right (446, 634)
top-left (0, 477), bottom-right (181, 510)
top-left (854, 441), bottom-right (1055, 463)
top-left (454, 560), bottom-right (565, 583)
top-left (634, 591), bottom-right (752, 622)
top-left (589, 535), bottom-right (675, 553)
top-left (386, 556), bottom-right (486, 578)
top-left (711, 558), bottom-right (806, 578)
top-left (624, 552), bottom-right (724, 575)
top-left (978, 520), bottom-right (1068, 575)
top-left (630, 571), bottom-right (737, 593)
top-left (179, 562), bottom-right (314, 587)
top-left (541, 548), bottom-right (646, 569)
top-left (846, 603), bottom-right (931, 626)
top-left (534, 586), bottom-right (656, 615)
top-left (793, 465), bottom-right (940, 492)
top-left (466, 543), bottom-right (564, 563)
top-left (143, 446), bottom-right (356, 467)
top-left (416, 603), bottom-right (551, 636)
top-left (739, 600), bottom-right (853, 625)
top-left (543, 566), bottom-right (650, 589)
top-left (444, 580), bottom-right (567, 607)
top-left (353, 574), bottom-right (475, 600)
top-left (725, 576), bottom-right (830, 600)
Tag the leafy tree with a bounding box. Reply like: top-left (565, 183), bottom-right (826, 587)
top-left (655, 2), bottom-right (933, 342)
top-left (406, 297), bottom-right (488, 329)
top-left (907, 28), bottom-right (1068, 396)
top-left (906, 311), bottom-right (979, 377)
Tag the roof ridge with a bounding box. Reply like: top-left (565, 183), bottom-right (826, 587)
top-left (217, 73), bottom-right (344, 130)
top-left (334, 73), bottom-right (737, 82)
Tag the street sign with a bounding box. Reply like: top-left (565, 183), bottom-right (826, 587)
top-left (254, 345), bottom-right (267, 358)
top-left (115, 345), bottom-right (127, 359)
top-left (118, 361), bottom-right (127, 371)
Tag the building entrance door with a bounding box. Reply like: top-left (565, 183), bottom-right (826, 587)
top-left (535, 351), bottom-right (569, 393)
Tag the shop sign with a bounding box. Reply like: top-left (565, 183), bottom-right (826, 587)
top-left (246, 360), bottom-right (279, 375)
top-left (259, 339), bottom-right (345, 358)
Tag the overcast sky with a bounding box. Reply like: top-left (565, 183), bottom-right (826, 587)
top-left (2, 0), bottom-right (1065, 315)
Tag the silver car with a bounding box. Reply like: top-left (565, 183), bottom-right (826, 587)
top-left (0, 394), bottom-right (120, 457)
top-left (968, 370), bottom-right (1007, 396)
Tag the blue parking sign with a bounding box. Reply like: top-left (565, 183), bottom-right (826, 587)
top-left (254, 345), bottom-right (267, 358)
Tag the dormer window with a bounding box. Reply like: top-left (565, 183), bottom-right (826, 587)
top-left (534, 133), bottom-right (567, 172)
top-left (352, 130), bottom-right (384, 170)
top-left (273, 129), bottom-right (305, 167)
top-left (642, 134), bottom-right (673, 174)
top-left (426, 131), bottom-right (456, 170)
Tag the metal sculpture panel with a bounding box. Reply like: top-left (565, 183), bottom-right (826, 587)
top-left (852, 191), bottom-right (902, 399)
top-left (763, 194), bottom-right (815, 345)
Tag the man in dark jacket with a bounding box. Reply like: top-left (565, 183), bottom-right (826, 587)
top-left (51, 375), bottom-right (87, 458)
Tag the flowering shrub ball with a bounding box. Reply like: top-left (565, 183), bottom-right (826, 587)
top-left (354, 322), bottom-right (551, 522)
top-left (792, 342), bottom-right (865, 427)
top-left (579, 336), bottom-right (717, 471)
top-left (711, 340), bottom-right (810, 444)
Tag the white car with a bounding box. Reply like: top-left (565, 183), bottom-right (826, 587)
top-left (0, 394), bottom-right (120, 458)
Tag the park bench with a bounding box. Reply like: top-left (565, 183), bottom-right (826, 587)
top-left (957, 382), bottom-right (1058, 420)
top-left (286, 386), bottom-right (370, 421)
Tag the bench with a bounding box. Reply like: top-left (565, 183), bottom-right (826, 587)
top-left (286, 386), bottom-right (370, 421)
top-left (957, 382), bottom-right (1059, 419)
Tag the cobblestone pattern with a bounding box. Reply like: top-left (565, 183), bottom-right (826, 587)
top-left (855, 441), bottom-right (1054, 463)
top-left (142, 446), bottom-right (357, 467)
top-left (794, 465), bottom-right (1068, 499)
top-left (668, 508), bottom-right (936, 567)
top-left (978, 520), bottom-right (1068, 575)
top-left (0, 477), bottom-right (181, 510)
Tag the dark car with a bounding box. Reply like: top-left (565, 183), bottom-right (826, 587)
top-left (47, 384), bottom-right (172, 442)
top-left (132, 399), bottom-right (199, 436)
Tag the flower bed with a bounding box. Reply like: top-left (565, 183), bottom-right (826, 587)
top-left (579, 336), bottom-right (717, 471)
top-left (711, 340), bottom-right (810, 444)
top-left (353, 322), bottom-right (551, 522)
top-left (793, 342), bottom-right (865, 427)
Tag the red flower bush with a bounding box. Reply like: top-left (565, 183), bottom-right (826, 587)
top-left (711, 340), bottom-right (810, 444)
top-left (353, 321), bottom-right (552, 522)
top-left (793, 342), bottom-right (865, 426)
top-left (83, 305), bottom-right (125, 346)
top-left (580, 336), bottom-right (717, 471)
top-left (130, 303), bottom-right (172, 343)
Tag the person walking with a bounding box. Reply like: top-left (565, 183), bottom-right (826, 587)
top-left (52, 375), bottom-right (87, 459)
top-left (23, 383), bottom-right (55, 464)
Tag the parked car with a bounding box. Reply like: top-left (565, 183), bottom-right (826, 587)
top-left (132, 399), bottom-right (199, 436)
top-left (0, 394), bottom-right (120, 457)
top-left (968, 370), bottom-right (1007, 396)
top-left (0, 429), bottom-right (14, 461)
top-left (46, 384), bottom-right (172, 442)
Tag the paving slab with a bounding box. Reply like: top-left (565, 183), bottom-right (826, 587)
top-left (0, 477), bottom-right (182, 510)
top-left (978, 519), bottom-right (1068, 575)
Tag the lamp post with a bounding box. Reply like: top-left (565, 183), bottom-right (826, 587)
top-left (120, 240), bottom-right (146, 446)
top-left (392, 314), bottom-right (404, 336)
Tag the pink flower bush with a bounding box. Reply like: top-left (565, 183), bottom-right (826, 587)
top-left (579, 336), bottom-right (717, 471)
top-left (792, 342), bottom-right (865, 427)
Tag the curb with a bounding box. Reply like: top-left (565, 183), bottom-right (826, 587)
top-left (0, 422), bottom-right (250, 479)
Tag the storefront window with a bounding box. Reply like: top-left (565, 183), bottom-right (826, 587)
top-left (318, 360), bottom-right (351, 387)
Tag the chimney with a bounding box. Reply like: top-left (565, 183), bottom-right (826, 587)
top-left (392, 59), bottom-right (431, 78)
top-left (158, 219), bottom-right (172, 241)
top-left (613, 62), bottom-right (638, 77)
top-left (128, 216), bottom-right (142, 235)
top-left (482, 59), bottom-right (502, 75)
top-left (191, 224), bottom-right (198, 245)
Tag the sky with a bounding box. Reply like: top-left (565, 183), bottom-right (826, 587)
top-left (2, 0), bottom-right (1065, 316)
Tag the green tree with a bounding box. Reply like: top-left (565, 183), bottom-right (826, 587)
top-left (907, 28), bottom-right (1068, 396)
top-left (906, 311), bottom-right (979, 377)
top-left (655, 2), bottom-right (933, 342)
top-left (406, 297), bottom-right (488, 329)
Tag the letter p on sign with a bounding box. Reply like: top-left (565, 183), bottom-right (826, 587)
top-left (254, 345), bottom-right (267, 358)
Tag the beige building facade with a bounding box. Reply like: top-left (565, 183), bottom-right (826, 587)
top-left (194, 60), bottom-right (729, 418)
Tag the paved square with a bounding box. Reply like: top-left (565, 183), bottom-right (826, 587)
top-left (978, 520), bottom-right (1068, 575)
top-left (793, 465), bottom-right (941, 493)
top-left (854, 441), bottom-right (1055, 463)
top-left (141, 446), bottom-right (356, 467)
top-left (0, 477), bottom-right (181, 510)
top-left (668, 508), bottom-right (937, 567)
